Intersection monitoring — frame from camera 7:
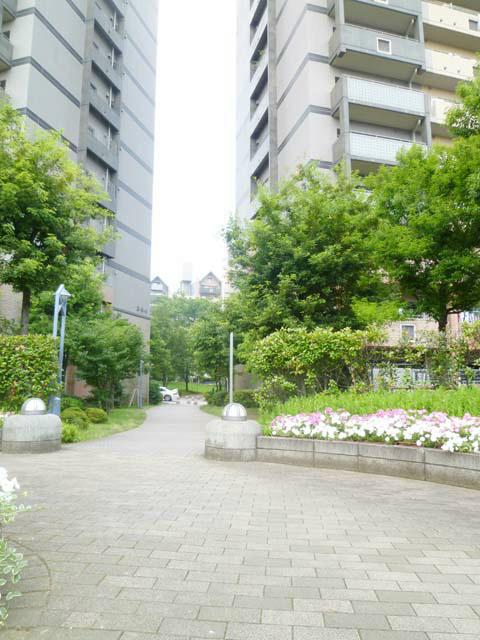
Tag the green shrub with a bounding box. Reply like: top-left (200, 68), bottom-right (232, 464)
top-left (149, 380), bottom-right (163, 405)
top-left (85, 407), bottom-right (108, 424)
top-left (61, 408), bottom-right (89, 430)
top-left (62, 422), bottom-right (80, 443)
top-left (233, 390), bottom-right (259, 408)
top-left (206, 390), bottom-right (228, 406)
top-left (0, 335), bottom-right (58, 411)
top-left (61, 396), bottom-right (85, 411)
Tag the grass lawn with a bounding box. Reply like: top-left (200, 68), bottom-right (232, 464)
top-left (172, 381), bottom-right (215, 396)
top-left (76, 407), bottom-right (147, 442)
top-left (201, 405), bottom-right (260, 421)
top-left (261, 387), bottom-right (480, 425)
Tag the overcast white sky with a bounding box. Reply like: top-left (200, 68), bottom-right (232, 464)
top-left (151, 2), bottom-right (237, 292)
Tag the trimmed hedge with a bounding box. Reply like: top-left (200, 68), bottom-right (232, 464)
top-left (61, 396), bottom-right (85, 411)
top-left (0, 335), bottom-right (58, 411)
top-left (86, 407), bottom-right (108, 424)
top-left (61, 408), bottom-right (89, 430)
top-left (206, 389), bottom-right (259, 408)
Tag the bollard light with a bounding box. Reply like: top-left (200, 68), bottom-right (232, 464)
top-left (21, 398), bottom-right (47, 416)
top-left (222, 403), bottom-right (247, 422)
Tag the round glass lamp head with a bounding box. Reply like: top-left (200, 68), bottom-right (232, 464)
top-left (222, 402), bottom-right (247, 422)
top-left (21, 398), bottom-right (47, 415)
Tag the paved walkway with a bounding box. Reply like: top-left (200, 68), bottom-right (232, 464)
top-left (2, 403), bottom-right (480, 640)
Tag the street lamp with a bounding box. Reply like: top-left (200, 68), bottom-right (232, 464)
top-left (49, 284), bottom-right (71, 415)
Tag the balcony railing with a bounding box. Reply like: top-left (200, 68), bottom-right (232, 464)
top-left (328, 0), bottom-right (421, 14)
top-left (250, 91), bottom-right (269, 136)
top-left (250, 0), bottom-right (267, 26)
top-left (335, 131), bottom-right (425, 165)
top-left (0, 33), bottom-right (13, 71)
top-left (423, 48), bottom-right (476, 88)
top-left (250, 50), bottom-right (268, 99)
top-left (94, 4), bottom-right (124, 51)
top-left (250, 135), bottom-right (269, 176)
top-left (2, 0), bottom-right (17, 21)
top-left (92, 47), bottom-right (122, 90)
top-left (332, 76), bottom-right (426, 116)
top-left (329, 24), bottom-right (425, 80)
top-left (89, 87), bottom-right (121, 131)
top-left (87, 132), bottom-right (119, 171)
top-left (250, 8), bottom-right (267, 55)
top-left (430, 96), bottom-right (456, 123)
top-left (423, 1), bottom-right (480, 50)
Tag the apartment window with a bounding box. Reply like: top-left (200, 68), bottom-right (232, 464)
top-left (401, 325), bottom-right (415, 341)
top-left (0, 80), bottom-right (6, 90)
top-left (2, 31), bottom-right (10, 40)
top-left (377, 38), bottom-right (392, 55)
top-left (469, 20), bottom-right (479, 32)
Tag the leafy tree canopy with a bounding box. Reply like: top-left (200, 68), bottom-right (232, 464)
top-left (366, 142), bottom-right (480, 330)
top-left (225, 165), bottom-right (386, 338)
top-left (0, 102), bottom-right (112, 333)
top-left (446, 61), bottom-right (480, 137)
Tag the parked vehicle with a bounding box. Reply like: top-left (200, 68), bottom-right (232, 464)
top-left (160, 386), bottom-right (179, 403)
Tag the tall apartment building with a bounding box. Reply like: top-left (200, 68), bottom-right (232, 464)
top-left (0, 0), bottom-right (157, 339)
top-left (237, 0), bottom-right (478, 219)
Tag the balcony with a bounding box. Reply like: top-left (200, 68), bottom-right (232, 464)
top-left (94, 4), bottom-right (124, 51)
top-left (250, 9), bottom-right (268, 58)
top-left (451, 0), bottom-right (478, 10)
top-left (2, 0), bottom-right (17, 22)
top-left (334, 131), bottom-right (425, 172)
top-left (250, 50), bottom-right (268, 99)
top-left (250, 91), bottom-right (269, 137)
top-left (0, 33), bottom-right (12, 70)
top-left (423, 1), bottom-right (480, 51)
top-left (420, 48), bottom-right (476, 90)
top-left (99, 181), bottom-right (117, 213)
top-left (87, 133), bottom-right (119, 171)
top-left (329, 24), bottom-right (425, 82)
top-left (430, 96), bottom-right (456, 136)
top-left (332, 76), bottom-right (426, 129)
top-left (328, 0), bottom-right (422, 36)
top-left (92, 47), bottom-right (122, 91)
top-left (89, 86), bottom-right (121, 131)
top-left (250, 134), bottom-right (269, 177)
top-left (250, 0), bottom-right (267, 27)
top-left (109, 0), bottom-right (126, 17)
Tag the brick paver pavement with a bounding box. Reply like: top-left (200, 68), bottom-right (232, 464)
top-left (1, 403), bottom-right (480, 639)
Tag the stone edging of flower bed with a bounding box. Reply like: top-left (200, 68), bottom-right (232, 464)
top-left (256, 436), bottom-right (480, 490)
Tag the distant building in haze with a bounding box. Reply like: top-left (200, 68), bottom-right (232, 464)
top-left (151, 276), bottom-right (169, 298)
top-left (197, 272), bottom-right (222, 300)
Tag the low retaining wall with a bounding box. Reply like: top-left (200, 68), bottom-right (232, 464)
top-left (256, 436), bottom-right (480, 490)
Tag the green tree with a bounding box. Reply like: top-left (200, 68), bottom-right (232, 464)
top-left (367, 142), bottom-right (480, 331)
top-left (0, 103), bottom-right (111, 333)
top-left (446, 61), bottom-right (480, 137)
top-left (226, 165), bottom-right (383, 338)
top-left (71, 314), bottom-right (145, 409)
top-left (150, 296), bottom-right (210, 391)
top-left (192, 303), bottom-right (229, 389)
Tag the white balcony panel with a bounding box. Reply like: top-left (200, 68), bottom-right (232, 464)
top-left (423, 1), bottom-right (480, 50)
top-left (250, 135), bottom-right (269, 175)
top-left (350, 132), bottom-right (423, 163)
top-left (430, 97), bottom-right (456, 124)
top-left (422, 48), bottom-right (476, 89)
top-left (348, 77), bottom-right (425, 114)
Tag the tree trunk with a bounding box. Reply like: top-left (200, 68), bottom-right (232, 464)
top-left (21, 290), bottom-right (31, 335)
top-left (438, 309), bottom-right (449, 332)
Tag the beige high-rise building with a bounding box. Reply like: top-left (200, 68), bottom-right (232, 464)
top-left (237, 0), bottom-right (478, 219)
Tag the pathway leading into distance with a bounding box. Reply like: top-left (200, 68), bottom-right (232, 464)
top-left (2, 403), bottom-right (480, 640)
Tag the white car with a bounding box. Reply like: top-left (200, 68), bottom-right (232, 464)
top-left (160, 386), bottom-right (180, 403)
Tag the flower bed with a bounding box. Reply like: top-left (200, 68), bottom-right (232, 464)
top-left (270, 409), bottom-right (480, 453)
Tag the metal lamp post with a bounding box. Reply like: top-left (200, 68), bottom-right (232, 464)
top-left (49, 284), bottom-right (71, 415)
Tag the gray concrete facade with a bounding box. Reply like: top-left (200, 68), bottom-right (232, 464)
top-left (0, 0), bottom-right (157, 339)
top-left (236, 0), bottom-right (479, 218)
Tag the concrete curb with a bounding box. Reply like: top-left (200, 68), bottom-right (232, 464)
top-left (256, 436), bottom-right (480, 490)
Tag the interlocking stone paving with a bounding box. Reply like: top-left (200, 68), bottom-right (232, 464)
top-left (1, 403), bottom-right (480, 639)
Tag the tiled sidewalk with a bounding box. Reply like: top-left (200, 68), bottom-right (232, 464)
top-left (1, 403), bottom-right (480, 639)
